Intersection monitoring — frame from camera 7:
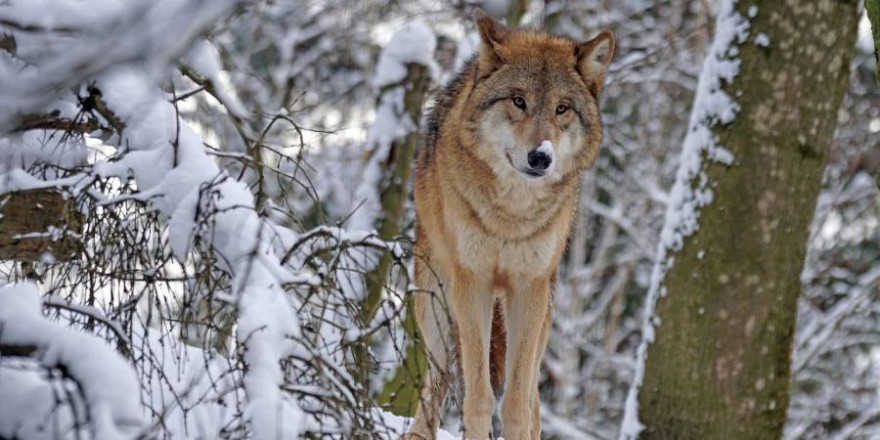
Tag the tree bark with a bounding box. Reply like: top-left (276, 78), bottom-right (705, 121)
top-left (354, 61), bottom-right (430, 409)
top-left (0, 190), bottom-right (82, 262)
top-left (867, 0), bottom-right (880, 86)
top-left (365, 65), bottom-right (431, 414)
top-left (633, 1), bottom-right (859, 439)
top-left (361, 62), bottom-right (431, 325)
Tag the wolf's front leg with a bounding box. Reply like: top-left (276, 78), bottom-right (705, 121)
top-left (451, 266), bottom-right (495, 439)
top-left (530, 302), bottom-right (552, 439)
top-left (501, 275), bottom-right (552, 440)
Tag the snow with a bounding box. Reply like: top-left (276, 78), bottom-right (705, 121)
top-left (0, 168), bottom-right (84, 193)
top-left (858, 13), bottom-right (876, 53)
top-left (754, 33), bottom-right (770, 48)
top-left (453, 31), bottom-right (481, 73)
top-left (184, 39), bottom-right (248, 118)
top-left (134, 326), bottom-right (237, 440)
top-left (0, 0), bottom-right (239, 130)
top-left (0, 0), bottom-right (127, 29)
top-left (481, 0), bottom-right (513, 21)
top-left (619, 1), bottom-right (749, 438)
top-left (351, 23), bottom-right (436, 233)
top-left (378, 410), bottom-right (461, 440)
top-left (534, 140), bottom-right (556, 176)
top-left (93, 67), bottom-right (305, 440)
top-left (0, 132), bottom-right (86, 177)
top-left (350, 86), bottom-right (413, 233)
top-left (373, 22), bottom-right (438, 89)
top-left (537, 140), bottom-right (554, 157)
top-left (0, 367), bottom-right (77, 440)
top-left (0, 282), bottom-right (144, 440)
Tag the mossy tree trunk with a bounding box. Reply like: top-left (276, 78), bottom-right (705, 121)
top-left (354, 62), bottom-right (430, 406)
top-left (504, 0), bottom-right (530, 28)
top-left (868, 0), bottom-right (880, 190)
top-left (635, 1), bottom-right (859, 439)
top-left (360, 62), bottom-right (431, 326)
top-left (0, 190), bottom-right (82, 262)
top-left (867, 0), bottom-right (880, 87)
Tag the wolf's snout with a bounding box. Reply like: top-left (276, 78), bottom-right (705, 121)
top-left (527, 149), bottom-right (552, 170)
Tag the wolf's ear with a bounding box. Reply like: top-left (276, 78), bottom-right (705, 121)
top-left (473, 8), bottom-right (510, 77)
top-left (576, 30), bottom-right (615, 95)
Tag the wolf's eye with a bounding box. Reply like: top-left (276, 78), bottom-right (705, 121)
top-left (512, 96), bottom-right (527, 110)
top-left (556, 104), bottom-right (569, 115)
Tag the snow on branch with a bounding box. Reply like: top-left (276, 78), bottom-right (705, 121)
top-left (350, 21), bottom-right (437, 233)
top-left (0, 282), bottom-right (144, 440)
top-left (0, 0), bottom-right (238, 129)
top-left (91, 67), bottom-right (304, 439)
top-left (619, 1), bottom-right (750, 437)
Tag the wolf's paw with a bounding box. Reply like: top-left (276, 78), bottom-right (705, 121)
top-left (398, 433), bottom-right (428, 440)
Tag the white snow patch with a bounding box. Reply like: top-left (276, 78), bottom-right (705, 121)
top-left (481, 0), bottom-right (513, 20)
top-left (378, 410), bottom-right (461, 440)
top-left (184, 39), bottom-right (248, 118)
top-left (754, 33), bottom-right (770, 48)
top-left (373, 22), bottom-right (438, 89)
top-left (454, 31), bottom-right (481, 73)
top-left (537, 140), bottom-right (554, 156)
top-left (534, 140), bottom-right (556, 176)
top-left (0, 282), bottom-right (144, 440)
top-left (858, 13), bottom-right (875, 53)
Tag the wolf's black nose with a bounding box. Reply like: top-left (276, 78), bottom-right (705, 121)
top-left (527, 149), bottom-right (552, 170)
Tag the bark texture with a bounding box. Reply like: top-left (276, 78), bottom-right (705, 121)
top-left (637, 1), bottom-right (859, 439)
top-left (0, 190), bottom-right (82, 262)
top-left (867, 0), bottom-right (880, 86)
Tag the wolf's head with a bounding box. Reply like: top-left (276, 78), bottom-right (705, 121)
top-left (461, 9), bottom-right (614, 183)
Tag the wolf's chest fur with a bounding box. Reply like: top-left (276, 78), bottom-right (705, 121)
top-left (442, 163), bottom-right (576, 275)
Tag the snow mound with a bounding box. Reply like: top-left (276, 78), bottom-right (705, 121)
top-left (373, 22), bottom-right (438, 88)
top-left (0, 282), bottom-right (144, 440)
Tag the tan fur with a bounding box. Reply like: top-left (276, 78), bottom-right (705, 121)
top-left (402, 10), bottom-right (614, 440)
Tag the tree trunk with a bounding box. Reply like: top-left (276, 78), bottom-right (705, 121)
top-left (627, 1), bottom-right (859, 439)
top-left (505, 0), bottom-right (530, 28)
top-left (366, 62), bottom-right (431, 413)
top-left (867, 0), bottom-right (880, 87)
top-left (0, 190), bottom-right (82, 262)
top-left (352, 58), bottom-right (431, 406)
top-left (360, 62), bottom-right (431, 327)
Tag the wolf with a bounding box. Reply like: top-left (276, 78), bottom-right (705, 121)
top-left (402, 9), bottom-right (614, 440)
